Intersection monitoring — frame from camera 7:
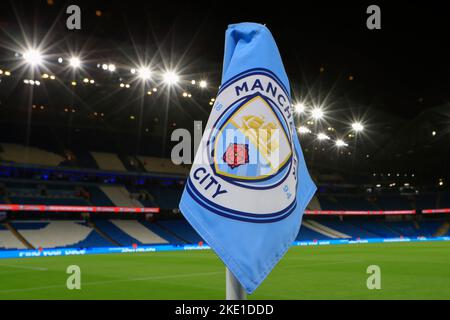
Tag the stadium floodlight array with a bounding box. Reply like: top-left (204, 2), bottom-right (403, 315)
top-left (7, 51), bottom-right (369, 147)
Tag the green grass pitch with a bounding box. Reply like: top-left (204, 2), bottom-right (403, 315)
top-left (0, 242), bottom-right (449, 299)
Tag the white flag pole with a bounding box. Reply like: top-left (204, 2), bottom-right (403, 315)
top-left (226, 267), bottom-right (247, 300)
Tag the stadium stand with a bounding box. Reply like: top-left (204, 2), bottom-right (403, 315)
top-left (157, 219), bottom-right (203, 244)
top-left (139, 156), bottom-right (190, 176)
top-left (439, 192), bottom-right (450, 208)
top-left (90, 152), bottom-right (127, 172)
top-left (306, 195), bottom-right (322, 210)
top-left (317, 194), bottom-right (376, 211)
top-left (3, 180), bottom-right (90, 206)
top-left (385, 221), bottom-right (420, 237)
top-left (434, 221), bottom-right (450, 237)
top-left (119, 155), bottom-right (145, 172)
top-left (147, 185), bottom-right (182, 210)
top-left (415, 193), bottom-right (438, 210)
top-left (109, 220), bottom-right (168, 244)
top-left (2, 216), bottom-right (450, 250)
top-left (70, 149), bottom-right (99, 169)
top-left (374, 195), bottom-right (413, 210)
top-left (415, 220), bottom-right (443, 236)
top-left (84, 186), bottom-right (115, 206)
top-left (354, 221), bottom-right (401, 238)
top-left (0, 153), bottom-right (449, 251)
top-left (295, 224), bottom-right (333, 241)
top-left (0, 223), bottom-right (28, 249)
top-left (99, 185), bottom-right (142, 207)
top-left (0, 143), bottom-right (64, 167)
top-left (140, 220), bottom-right (186, 244)
top-left (319, 219), bottom-right (379, 239)
top-left (4, 221), bottom-right (113, 249)
top-left (302, 220), bottom-right (351, 238)
top-left (94, 220), bottom-right (143, 246)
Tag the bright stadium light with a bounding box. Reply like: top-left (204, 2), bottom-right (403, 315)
top-left (163, 71), bottom-right (179, 85)
top-left (69, 57), bottom-right (81, 68)
top-left (199, 80), bottom-right (207, 88)
top-left (297, 126), bottom-right (311, 134)
top-left (311, 107), bottom-right (324, 120)
top-left (294, 102), bottom-right (306, 114)
top-left (137, 67), bottom-right (151, 80)
top-left (335, 139), bottom-right (348, 147)
top-left (23, 49), bottom-right (43, 66)
top-left (108, 64), bottom-right (116, 72)
top-left (351, 122), bottom-right (364, 132)
top-left (317, 133), bottom-right (330, 140)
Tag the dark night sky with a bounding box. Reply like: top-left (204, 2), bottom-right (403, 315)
top-left (1, 0), bottom-right (449, 118)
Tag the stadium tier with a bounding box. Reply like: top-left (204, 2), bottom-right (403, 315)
top-left (1, 217), bottom-right (450, 251)
top-left (1, 177), bottom-right (449, 213)
top-left (0, 143), bottom-right (190, 176)
top-left (1, 144), bottom-right (449, 253)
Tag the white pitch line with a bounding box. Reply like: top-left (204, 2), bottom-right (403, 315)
top-left (0, 270), bottom-right (222, 294)
top-left (0, 264), bottom-right (48, 271)
top-left (280, 259), bottom-right (364, 269)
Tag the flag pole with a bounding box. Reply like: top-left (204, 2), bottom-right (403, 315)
top-left (226, 267), bottom-right (247, 300)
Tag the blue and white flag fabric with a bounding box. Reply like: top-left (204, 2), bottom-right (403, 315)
top-left (179, 22), bottom-right (316, 294)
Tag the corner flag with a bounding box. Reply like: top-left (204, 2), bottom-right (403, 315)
top-left (179, 22), bottom-right (316, 294)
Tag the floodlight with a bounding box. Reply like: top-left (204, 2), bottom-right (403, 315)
top-left (311, 107), bottom-right (324, 120)
top-left (23, 49), bottom-right (43, 66)
top-left (163, 71), bottom-right (179, 85)
top-left (351, 122), bottom-right (364, 132)
top-left (138, 67), bottom-right (151, 80)
top-left (317, 133), bottom-right (330, 140)
top-left (298, 126), bottom-right (311, 134)
top-left (335, 139), bottom-right (348, 147)
top-left (69, 57), bottom-right (81, 68)
top-left (294, 102), bottom-right (306, 114)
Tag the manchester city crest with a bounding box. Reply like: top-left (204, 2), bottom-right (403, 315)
top-left (186, 69), bottom-right (299, 222)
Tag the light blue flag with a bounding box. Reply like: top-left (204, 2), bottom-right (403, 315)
top-left (179, 22), bottom-right (316, 294)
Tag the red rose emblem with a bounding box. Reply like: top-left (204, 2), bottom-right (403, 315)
top-left (223, 143), bottom-right (249, 169)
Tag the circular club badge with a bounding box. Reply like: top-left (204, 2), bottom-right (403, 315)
top-left (187, 69), bottom-right (299, 223)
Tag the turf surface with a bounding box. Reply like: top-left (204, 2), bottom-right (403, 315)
top-left (0, 242), bottom-right (449, 299)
